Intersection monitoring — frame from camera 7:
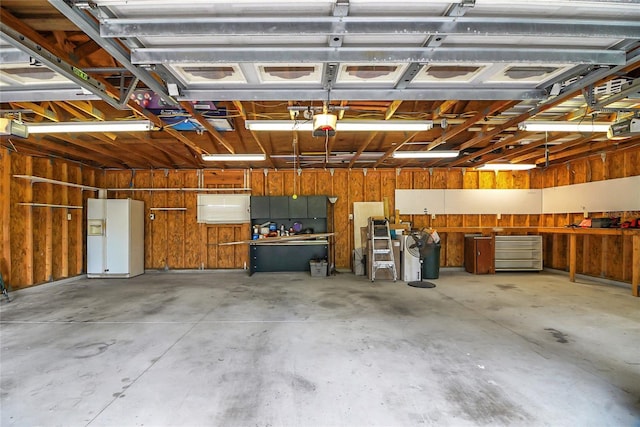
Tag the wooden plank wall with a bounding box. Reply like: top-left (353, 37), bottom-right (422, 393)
top-left (539, 148), bottom-right (640, 283)
top-left (2, 144), bottom-right (639, 288)
top-left (105, 169), bottom-right (249, 271)
top-left (1, 150), bottom-right (101, 289)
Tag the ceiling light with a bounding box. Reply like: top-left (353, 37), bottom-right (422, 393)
top-left (476, 163), bottom-right (537, 171)
top-left (392, 150), bottom-right (459, 159)
top-left (27, 120), bottom-right (153, 134)
top-left (245, 120), bottom-right (433, 132)
top-left (202, 153), bottom-right (266, 162)
top-left (519, 121), bottom-right (611, 133)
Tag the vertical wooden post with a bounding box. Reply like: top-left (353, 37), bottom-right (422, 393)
top-left (25, 157), bottom-right (34, 286)
top-left (632, 234), bottom-right (639, 297)
top-left (44, 160), bottom-right (53, 282)
top-left (61, 163), bottom-right (69, 278)
top-left (1, 150), bottom-right (11, 285)
top-left (569, 233), bottom-right (577, 282)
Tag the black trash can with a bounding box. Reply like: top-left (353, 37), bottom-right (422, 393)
top-left (422, 243), bottom-right (441, 279)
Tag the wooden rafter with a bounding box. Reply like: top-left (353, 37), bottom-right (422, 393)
top-left (372, 131), bottom-right (422, 168)
top-left (384, 100), bottom-right (402, 120)
top-left (65, 101), bottom-right (105, 121)
top-left (348, 132), bottom-right (379, 168)
top-left (180, 102), bottom-right (235, 154)
top-left (10, 102), bottom-right (58, 122)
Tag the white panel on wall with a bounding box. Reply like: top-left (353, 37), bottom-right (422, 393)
top-left (395, 189), bottom-right (445, 215)
top-left (396, 189), bottom-right (541, 215)
top-left (197, 194), bottom-right (250, 224)
top-left (445, 189), bottom-right (542, 214)
top-left (542, 175), bottom-right (640, 213)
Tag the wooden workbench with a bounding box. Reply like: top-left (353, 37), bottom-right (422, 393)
top-left (432, 226), bottom-right (640, 297)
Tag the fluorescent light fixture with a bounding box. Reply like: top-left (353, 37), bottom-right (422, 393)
top-left (245, 120), bottom-right (433, 132)
top-left (392, 150), bottom-right (459, 159)
top-left (476, 163), bottom-right (537, 171)
top-left (27, 120), bottom-right (153, 134)
top-left (519, 121), bottom-right (610, 133)
top-left (202, 153), bottom-right (266, 162)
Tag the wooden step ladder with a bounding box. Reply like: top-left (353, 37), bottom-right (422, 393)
top-left (368, 217), bottom-right (397, 282)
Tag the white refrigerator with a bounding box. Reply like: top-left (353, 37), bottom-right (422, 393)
top-left (87, 198), bottom-right (144, 278)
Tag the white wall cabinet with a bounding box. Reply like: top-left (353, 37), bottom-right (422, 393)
top-left (494, 235), bottom-right (543, 271)
top-left (87, 198), bottom-right (144, 278)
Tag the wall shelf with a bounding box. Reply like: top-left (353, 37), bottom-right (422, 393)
top-left (17, 203), bottom-right (83, 209)
top-left (13, 175), bottom-right (99, 191)
top-left (149, 207), bottom-right (187, 211)
top-left (107, 187), bottom-right (251, 192)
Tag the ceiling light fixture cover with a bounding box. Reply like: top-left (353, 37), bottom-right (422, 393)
top-left (392, 150), bottom-right (459, 159)
top-left (519, 121), bottom-right (611, 133)
top-left (312, 113), bottom-right (337, 137)
top-left (27, 120), bottom-right (153, 133)
top-left (245, 120), bottom-right (433, 132)
top-left (202, 153), bottom-right (266, 161)
top-left (476, 163), bottom-right (536, 171)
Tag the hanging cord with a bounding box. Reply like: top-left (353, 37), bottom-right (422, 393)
top-left (325, 131), bottom-right (330, 164)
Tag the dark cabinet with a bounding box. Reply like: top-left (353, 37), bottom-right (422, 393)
top-left (288, 196), bottom-right (308, 218)
top-left (307, 196), bottom-right (327, 218)
top-left (251, 243), bottom-right (328, 273)
top-left (464, 236), bottom-right (495, 274)
top-left (269, 196), bottom-right (289, 219)
top-left (250, 196), bottom-right (270, 219)
top-left (252, 195), bottom-right (327, 220)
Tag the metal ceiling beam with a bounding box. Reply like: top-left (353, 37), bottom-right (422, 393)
top-left (181, 87), bottom-right (546, 101)
top-left (0, 89), bottom-right (100, 103)
top-left (396, 0), bottom-right (474, 90)
top-left (101, 16), bottom-right (640, 39)
top-left (132, 47), bottom-right (624, 65)
top-left (48, 0), bottom-right (179, 106)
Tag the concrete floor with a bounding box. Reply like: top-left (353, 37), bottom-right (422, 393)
top-left (1, 269), bottom-right (639, 427)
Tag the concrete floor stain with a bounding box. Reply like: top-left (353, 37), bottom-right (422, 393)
top-left (545, 328), bottom-right (569, 343)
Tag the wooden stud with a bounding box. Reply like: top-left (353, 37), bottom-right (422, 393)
top-left (1, 150), bottom-right (10, 286)
top-left (632, 234), bottom-right (639, 297)
top-left (60, 162), bottom-right (69, 278)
